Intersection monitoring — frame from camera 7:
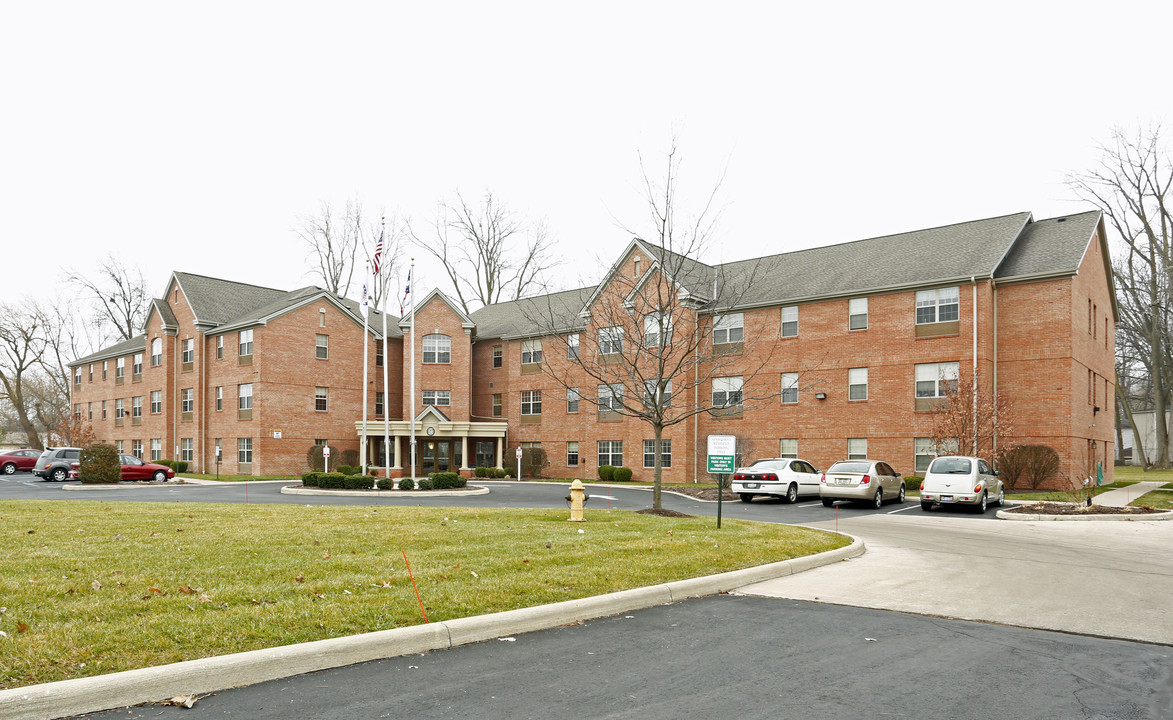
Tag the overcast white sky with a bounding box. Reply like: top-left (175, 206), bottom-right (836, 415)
top-left (4, 1), bottom-right (1170, 328)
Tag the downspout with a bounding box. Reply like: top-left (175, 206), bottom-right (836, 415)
top-left (992, 279), bottom-right (999, 457)
top-left (200, 332), bottom-right (206, 473)
top-left (972, 276), bottom-right (978, 456)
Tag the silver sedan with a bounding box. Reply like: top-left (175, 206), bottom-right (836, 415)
top-left (819, 459), bottom-right (906, 508)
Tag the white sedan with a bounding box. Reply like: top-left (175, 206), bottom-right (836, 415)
top-left (731, 458), bottom-right (822, 503)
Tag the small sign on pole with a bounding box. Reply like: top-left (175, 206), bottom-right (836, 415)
top-left (323, 445), bottom-right (331, 473)
top-left (516, 447), bottom-right (523, 480)
top-left (707, 435), bottom-right (736, 474)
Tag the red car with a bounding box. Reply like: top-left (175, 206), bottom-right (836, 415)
top-left (68, 454), bottom-right (176, 482)
top-left (1, 449), bottom-right (42, 475)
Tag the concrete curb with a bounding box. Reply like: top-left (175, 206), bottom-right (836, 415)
top-left (62, 482), bottom-right (184, 491)
top-left (0, 534), bottom-right (863, 720)
top-left (996, 508), bottom-right (1173, 521)
top-left (280, 485), bottom-right (490, 498)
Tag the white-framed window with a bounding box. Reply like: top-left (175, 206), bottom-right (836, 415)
top-left (916, 437), bottom-right (958, 472)
top-left (101, 400), bottom-right (107, 419)
top-left (521, 339), bottom-right (542, 364)
top-left (238, 329), bottom-right (253, 356)
top-left (88, 363), bottom-right (93, 382)
top-left (375, 392), bottom-right (384, 416)
top-left (643, 311), bottom-right (673, 347)
top-left (215, 386), bottom-right (223, 411)
top-left (848, 367), bottom-right (868, 401)
top-left (422, 390), bottom-right (451, 406)
top-left (133, 353), bottom-right (143, 376)
top-left (132, 440), bottom-right (143, 459)
top-left (116, 357), bottom-right (125, 378)
top-left (848, 438), bottom-right (867, 460)
top-left (423, 334), bottom-right (450, 363)
top-left (238, 383), bottom-right (253, 410)
top-left (376, 340), bottom-right (384, 367)
top-left (150, 390), bottom-right (161, 414)
top-left (599, 326), bottom-right (624, 354)
top-left (643, 439), bottom-right (672, 468)
top-left (115, 398), bottom-right (125, 418)
top-left (181, 438), bottom-right (193, 462)
top-left (566, 441), bottom-right (579, 467)
top-left (216, 335), bottom-right (224, 359)
top-left (314, 386), bottom-right (328, 412)
top-left (182, 339), bottom-right (194, 363)
top-left (150, 438), bottom-right (161, 462)
top-left (598, 440), bottom-right (623, 467)
top-left (74, 367), bottom-right (81, 386)
top-left (713, 313), bottom-right (744, 345)
top-left (521, 390), bottom-right (542, 415)
top-left (916, 286), bottom-right (960, 324)
top-left (103, 360), bottom-right (108, 379)
top-left (115, 440), bottom-right (124, 453)
top-left (492, 394), bottom-right (502, 417)
top-left (73, 402), bottom-right (80, 418)
top-left (492, 345), bottom-right (502, 368)
top-left (315, 334), bottom-right (329, 359)
top-left (781, 372), bottom-right (799, 404)
top-left (181, 389), bottom-right (193, 413)
top-left (151, 337), bottom-right (162, 366)
top-left (781, 306), bottom-right (798, 337)
top-left (643, 379), bottom-right (672, 409)
top-left (567, 387), bottom-right (580, 413)
top-left (849, 297), bottom-right (868, 330)
top-left (238, 437), bottom-right (252, 464)
top-left (598, 384), bottom-right (623, 412)
top-left (713, 376), bottom-right (743, 408)
top-left (915, 362), bottom-right (959, 398)
top-left (132, 396), bottom-right (142, 418)
top-left (779, 438), bottom-right (798, 458)
top-left (567, 333), bottom-right (579, 359)
top-left (87, 402), bottom-right (92, 420)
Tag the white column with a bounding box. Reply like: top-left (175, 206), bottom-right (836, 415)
top-left (392, 435), bottom-right (402, 469)
top-left (461, 436), bottom-right (470, 470)
top-left (496, 437), bottom-right (504, 469)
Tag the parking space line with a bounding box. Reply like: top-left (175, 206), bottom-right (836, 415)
top-left (796, 502), bottom-right (823, 508)
top-left (887, 504), bottom-right (919, 514)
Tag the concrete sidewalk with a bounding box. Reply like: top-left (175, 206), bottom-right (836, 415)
top-left (1092, 481), bottom-right (1164, 507)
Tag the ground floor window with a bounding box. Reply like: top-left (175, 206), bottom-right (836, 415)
top-left (643, 439), bottom-right (671, 468)
top-left (567, 441), bottom-right (579, 466)
top-left (779, 438), bottom-right (798, 458)
top-left (598, 440), bottom-right (622, 467)
top-left (181, 438), bottom-right (193, 462)
top-left (238, 437), bottom-right (253, 464)
top-left (132, 440), bottom-right (143, 459)
top-left (848, 438), bottom-right (867, 460)
top-left (116, 440), bottom-right (123, 453)
top-left (150, 438), bottom-right (161, 462)
top-left (475, 441), bottom-right (496, 468)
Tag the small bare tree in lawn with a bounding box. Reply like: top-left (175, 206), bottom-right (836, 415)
top-left (411, 191), bottom-right (559, 315)
top-left (0, 301), bottom-right (49, 449)
top-left (929, 372), bottom-right (1016, 464)
top-left (526, 145), bottom-right (807, 511)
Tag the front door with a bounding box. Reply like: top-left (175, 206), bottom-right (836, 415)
top-left (475, 441), bottom-right (495, 469)
top-left (422, 442), bottom-right (450, 474)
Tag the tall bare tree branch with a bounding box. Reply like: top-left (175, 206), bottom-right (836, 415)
top-left (66, 255), bottom-right (150, 343)
top-left (298, 199), bottom-right (366, 298)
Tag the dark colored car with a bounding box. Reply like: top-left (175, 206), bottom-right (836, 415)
top-left (1, 449), bottom-right (43, 474)
top-left (33, 447), bottom-right (82, 482)
top-left (67, 455), bottom-right (176, 482)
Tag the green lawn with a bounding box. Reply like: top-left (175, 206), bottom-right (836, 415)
top-left (1112, 465), bottom-right (1173, 484)
top-left (0, 500), bottom-right (846, 689)
top-left (1007, 481), bottom-right (1136, 502)
top-left (1131, 490), bottom-right (1173, 509)
top-left (179, 473), bottom-right (298, 483)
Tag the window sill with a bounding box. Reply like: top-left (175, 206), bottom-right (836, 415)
top-left (914, 320), bottom-right (959, 338)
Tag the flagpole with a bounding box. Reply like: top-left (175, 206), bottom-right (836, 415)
top-left (408, 258), bottom-right (416, 481)
top-left (360, 260), bottom-right (370, 477)
top-left (379, 221), bottom-right (390, 483)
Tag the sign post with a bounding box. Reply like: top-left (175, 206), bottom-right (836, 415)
top-left (516, 447), bottom-right (523, 480)
top-left (707, 435), bottom-right (736, 529)
top-left (323, 444), bottom-right (331, 474)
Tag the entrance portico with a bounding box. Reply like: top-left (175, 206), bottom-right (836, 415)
top-left (355, 406), bottom-right (508, 477)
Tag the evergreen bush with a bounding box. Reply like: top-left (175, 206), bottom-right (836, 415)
top-left (612, 466), bottom-right (633, 482)
top-left (79, 443), bottom-right (121, 484)
top-left (398, 477), bottom-right (415, 491)
top-left (376, 478), bottom-right (392, 490)
top-left (416, 477), bottom-right (434, 490)
top-left (429, 472), bottom-right (466, 489)
top-left (175, 461), bottom-right (189, 474)
top-left (344, 474), bottom-right (373, 490)
top-left (598, 465), bottom-right (615, 482)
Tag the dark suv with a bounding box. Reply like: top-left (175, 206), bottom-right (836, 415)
top-left (33, 447), bottom-right (82, 482)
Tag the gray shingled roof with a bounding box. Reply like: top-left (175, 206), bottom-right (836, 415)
top-left (715, 212), bottom-right (1033, 309)
top-left (470, 286), bottom-right (597, 340)
top-left (72, 334), bottom-right (147, 366)
top-left (149, 298), bottom-right (177, 329)
top-left (995, 210), bottom-right (1101, 279)
top-left (172, 272), bottom-right (290, 327)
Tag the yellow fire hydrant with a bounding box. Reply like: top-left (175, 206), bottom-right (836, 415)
top-left (568, 480), bottom-right (587, 522)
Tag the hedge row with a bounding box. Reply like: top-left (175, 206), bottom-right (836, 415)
top-left (597, 465), bottom-right (633, 482)
top-left (301, 472), bottom-right (375, 490)
top-left (473, 466), bottom-right (510, 478)
top-left (155, 459), bottom-right (189, 473)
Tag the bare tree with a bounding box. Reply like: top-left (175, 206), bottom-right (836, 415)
top-left (298, 199), bottom-right (367, 298)
top-left (412, 191), bottom-right (559, 315)
top-left (526, 146), bottom-right (800, 510)
top-left (1069, 126), bottom-right (1173, 468)
top-left (360, 214), bottom-right (408, 312)
top-left (929, 374), bottom-right (1016, 464)
top-left (66, 255), bottom-right (150, 343)
top-left (0, 301), bottom-right (49, 449)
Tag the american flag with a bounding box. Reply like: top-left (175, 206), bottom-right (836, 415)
top-left (372, 230), bottom-right (383, 276)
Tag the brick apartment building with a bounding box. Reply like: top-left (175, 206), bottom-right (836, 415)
top-left (69, 209), bottom-right (1117, 488)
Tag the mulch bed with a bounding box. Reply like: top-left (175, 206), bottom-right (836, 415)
top-left (663, 486), bottom-right (738, 502)
top-left (635, 508), bottom-right (697, 518)
top-left (1005, 502), bottom-right (1163, 515)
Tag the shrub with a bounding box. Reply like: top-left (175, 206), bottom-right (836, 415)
top-left (416, 477), bottom-right (434, 491)
top-left (999, 445), bottom-right (1059, 490)
top-left (491, 467), bottom-right (507, 478)
top-left (339, 449), bottom-right (359, 469)
top-left (598, 465), bottom-right (615, 482)
top-left (503, 466), bottom-right (517, 478)
top-left (337, 465), bottom-right (356, 476)
top-left (376, 478), bottom-right (392, 490)
top-left (306, 445), bottom-right (328, 472)
top-left (474, 466), bottom-right (489, 478)
top-left (429, 472), bottom-right (466, 489)
top-left (612, 466), bottom-right (633, 482)
top-left (520, 447), bottom-right (547, 478)
top-left (79, 443), bottom-right (121, 484)
top-left (319, 472), bottom-right (346, 489)
top-left (301, 472), bottom-right (318, 487)
top-left (904, 475), bottom-right (923, 492)
top-left (174, 461), bottom-right (189, 474)
top-left (156, 459), bottom-right (174, 469)
top-left (344, 474), bottom-right (373, 490)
